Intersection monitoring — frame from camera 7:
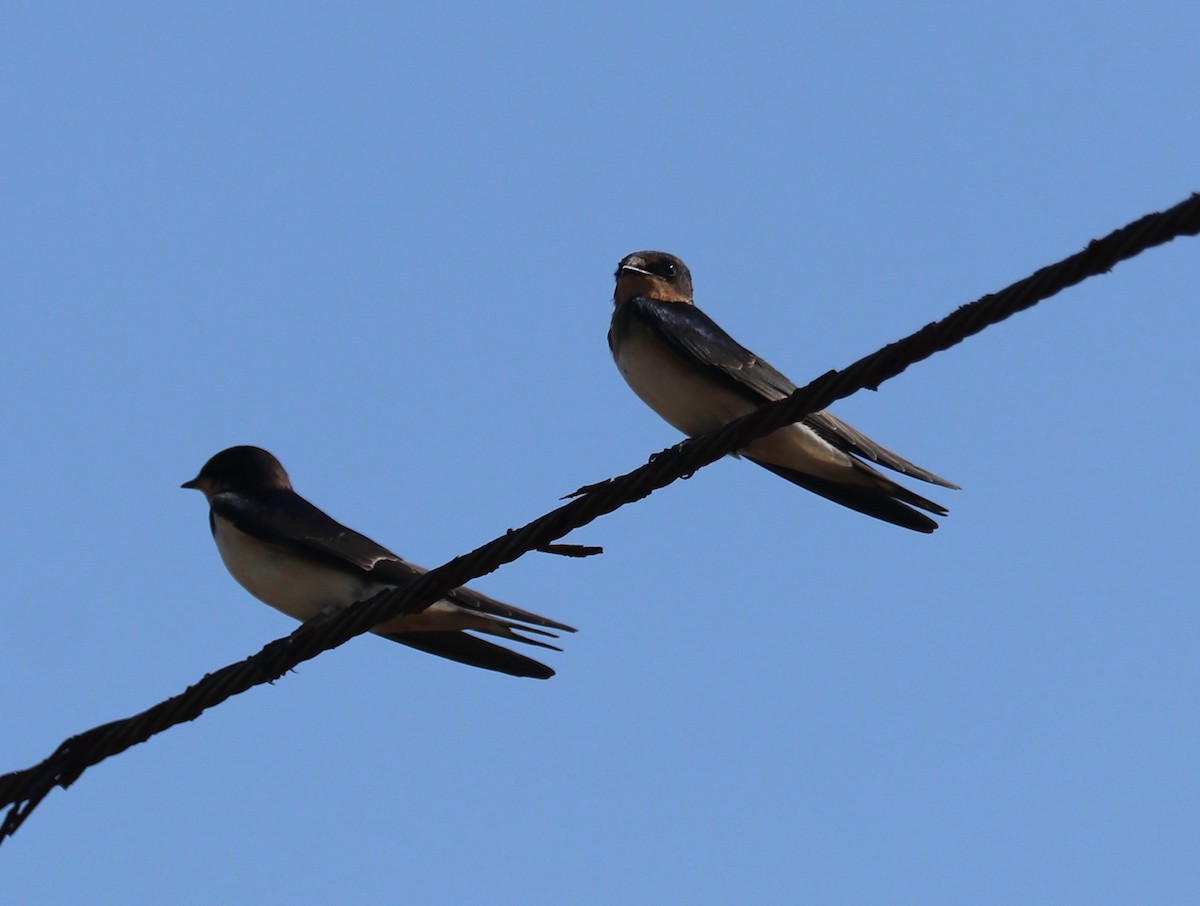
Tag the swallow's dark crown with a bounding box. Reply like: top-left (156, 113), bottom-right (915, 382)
top-left (188, 445), bottom-right (293, 492)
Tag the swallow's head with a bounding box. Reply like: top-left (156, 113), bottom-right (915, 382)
top-left (613, 251), bottom-right (693, 307)
top-left (182, 445), bottom-right (293, 498)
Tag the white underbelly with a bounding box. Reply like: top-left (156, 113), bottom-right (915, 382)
top-left (614, 326), bottom-right (856, 479)
top-left (213, 520), bottom-right (385, 621)
top-left (212, 520), bottom-right (503, 633)
top-left (615, 326), bottom-right (754, 436)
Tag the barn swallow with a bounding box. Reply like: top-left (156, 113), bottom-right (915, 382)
top-left (609, 251), bottom-right (958, 533)
top-left (182, 445), bottom-right (575, 678)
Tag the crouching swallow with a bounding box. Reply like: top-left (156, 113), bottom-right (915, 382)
top-left (183, 446), bottom-right (575, 678)
top-left (608, 251), bottom-right (958, 533)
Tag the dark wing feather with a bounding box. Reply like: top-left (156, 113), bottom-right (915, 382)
top-left (624, 297), bottom-right (956, 488)
top-left (382, 632), bottom-right (556, 679)
top-left (622, 297), bottom-right (797, 402)
top-left (366, 553), bottom-right (577, 634)
top-left (440, 585), bottom-right (577, 633)
top-left (213, 491), bottom-right (577, 632)
top-left (747, 457), bottom-right (944, 533)
top-left (210, 489), bottom-right (400, 575)
top-left (803, 410), bottom-right (960, 489)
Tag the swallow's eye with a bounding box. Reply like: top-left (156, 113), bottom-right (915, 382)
top-left (660, 262), bottom-right (678, 278)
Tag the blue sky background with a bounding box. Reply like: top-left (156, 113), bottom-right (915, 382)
top-left (3, 4), bottom-right (1198, 903)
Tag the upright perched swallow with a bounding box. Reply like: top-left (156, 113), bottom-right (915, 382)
top-left (609, 251), bottom-right (959, 533)
top-left (183, 446), bottom-right (575, 678)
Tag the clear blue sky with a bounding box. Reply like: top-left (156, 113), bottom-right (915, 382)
top-left (4, 4), bottom-right (1198, 903)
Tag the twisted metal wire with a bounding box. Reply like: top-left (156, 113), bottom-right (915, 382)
top-left (2, 192), bottom-right (1197, 843)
